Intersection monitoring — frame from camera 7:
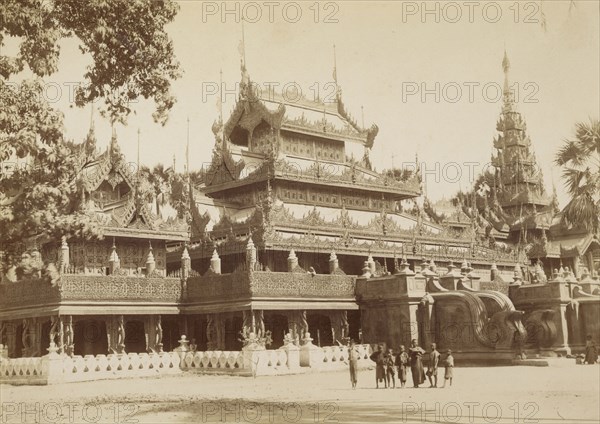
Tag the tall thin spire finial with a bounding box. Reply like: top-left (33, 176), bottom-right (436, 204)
top-left (361, 105), bottom-right (365, 128)
top-left (185, 116), bottom-right (190, 176)
top-left (110, 123), bottom-right (117, 153)
top-left (501, 49), bottom-right (516, 114)
top-left (219, 69), bottom-right (225, 148)
top-left (90, 102), bottom-right (95, 131)
top-left (136, 128), bottom-right (141, 178)
top-left (241, 17), bottom-right (247, 68)
top-left (332, 44), bottom-right (338, 86)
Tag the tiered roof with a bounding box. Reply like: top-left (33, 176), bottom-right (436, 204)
top-left (76, 128), bottom-right (188, 241)
top-left (492, 52), bottom-right (550, 219)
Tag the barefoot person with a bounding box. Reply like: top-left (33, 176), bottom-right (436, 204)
top-left (426, 343), bottom-right (440, 388)
top-left (348, 339), bottom-right (359, 389)
top-left (369, 344), bottom-right (387, 388)
top-left (441, 349), bottom-right (454, 388)
top-left (409, 339), bottom-right (426, 388)
top-left (584, 335), bottom-right (598, 364)
top-left (385, 348), bottom-right (396, 389)
top-left (396, 345), bottom-right (409, 388)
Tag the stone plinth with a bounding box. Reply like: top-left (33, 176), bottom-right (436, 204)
top-left (300, 334), bottom-right (324, 368)
top-left (279, 342), bottom-right (300, 369)
top-left (174, 335), bottom-right (190, 361)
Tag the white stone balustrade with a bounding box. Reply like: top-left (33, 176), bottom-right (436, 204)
top-left (180, 351), bottom-right (246, 374)
top-left (0, 351), bottom-right (181, 385)
top-left (320, 344), bottom-right (373, 371)
top-left (1, 344), bottom-right (373, 384)
top-left (180, 348), bottom-right (296, 376)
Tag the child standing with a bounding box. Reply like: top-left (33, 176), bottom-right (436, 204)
top-left (441, 349), bottom-right (454, 388)
top-left (385, 348), bottom-right (396, 389)
top-left (397, 345), bottom-right (409, 388)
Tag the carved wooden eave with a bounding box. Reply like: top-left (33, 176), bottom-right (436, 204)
top-left (204, 145), bottom-right (246, 187)
top-left (182, 226), bottom-right (520, 267)
top-left (197, 203), bottom-right (519, 263)
top-left (224, 95), bottom-right (286, 140)
top-left (189, 200), bottom-right (211, 239)
top-left (336, 93), bottom-right (379, 148)
top-left (203, 157), bottom-right (421, 199)
top-left (80, 148), bottom-right (136, 194)
top-left (87, 196), bottom-right (188, 242)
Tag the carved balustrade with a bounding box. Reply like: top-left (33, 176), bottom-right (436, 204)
top-left (0, 275), bottom-right (182, 311)
top-left (185, 271), bottom-right (355, 303)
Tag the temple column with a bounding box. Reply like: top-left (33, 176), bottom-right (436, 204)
top-left (155, 315), bottom-right (164, 353)
top-left (7, 321), bottom-right (17, 357)
top-left (116, 315), bottom-right (125, 354)
top-left (20, 319), bottom-right (31, 357)
top-left (64, 316), bottom-right (74, 356)
top-left (105, 316), bottom-right (118, 354)
top-left (328, 311), bottom-right (349, 345)
top-left (207, 313), bottom-right (225, 350)
top-left (21, 318), bottom-right (42, 357)
top-left (144, 315), bottom-right (156, 353)
top-left (0, 322), bottom-right (7, 358)
top-left (285, 310), bottom-right (308, 344)
top-left (32, 318), bottom-right (42, 357)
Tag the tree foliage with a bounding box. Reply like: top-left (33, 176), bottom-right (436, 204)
top-left (0, 0), bottom-right (181, 125)
top-left (0, 0), bottom-right (181, 268)
top-left (555, 119), bottom-right (600, 234)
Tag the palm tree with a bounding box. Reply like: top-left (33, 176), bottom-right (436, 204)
top-left (555, 119), bottom-right (600, 234)
top-left (139, 164), bottom-right (173, 217)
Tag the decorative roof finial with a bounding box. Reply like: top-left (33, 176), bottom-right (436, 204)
top-left (502, 49), bottom-right (511, 74)
top-left (332, 43), bottom-right (338, 86)
top-left (502, 50), bottom-right (516, 112)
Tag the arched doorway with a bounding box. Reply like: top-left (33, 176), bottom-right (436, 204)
top-left (124, 320), bottom-right (146, 353)
top-left (265, 313), bottom-right (288, 349)
top-left (74, 319), bottom-right (108, 356)
top-left (307, 314), bottom-right (333, 347)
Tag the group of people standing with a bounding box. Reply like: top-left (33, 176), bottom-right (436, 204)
top-left (348, 340), bottom-right (453, 389)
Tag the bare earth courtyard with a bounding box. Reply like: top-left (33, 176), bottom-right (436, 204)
top-left (1, 360), bottom-right (599, 424)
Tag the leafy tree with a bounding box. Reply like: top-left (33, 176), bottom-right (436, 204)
top-left (0, 0), bottom-right (181, 126)
top-left (0, 0), bottom-right (181, 268)
top-left (555, 119), bottom-right (600, 234)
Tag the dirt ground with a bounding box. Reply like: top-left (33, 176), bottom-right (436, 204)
top-left (1, 359), bottom-right (599, 423)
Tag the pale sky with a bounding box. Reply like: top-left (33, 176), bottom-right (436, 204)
top-left (5, 1), bottom-right (600, 206)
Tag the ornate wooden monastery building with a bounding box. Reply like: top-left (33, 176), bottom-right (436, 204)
top-left (1, 53), bottom-right (598, 362)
